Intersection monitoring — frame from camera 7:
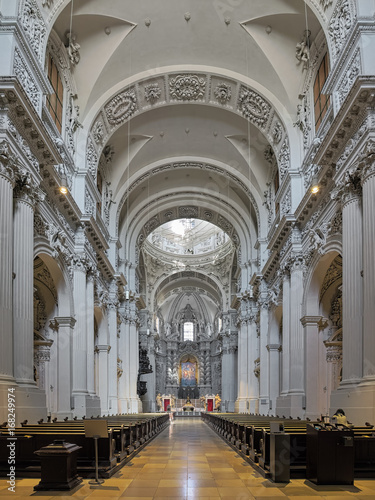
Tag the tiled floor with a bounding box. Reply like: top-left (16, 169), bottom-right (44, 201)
top-left (1, 418), bottom-right (375, 499)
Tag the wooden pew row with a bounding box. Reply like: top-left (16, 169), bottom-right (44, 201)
top-left (0, 413), bottom-right (169, 478)
top-left (202, 413), bottom-right (375, 478)
top-left (203, 413), bottom-right (307, 475)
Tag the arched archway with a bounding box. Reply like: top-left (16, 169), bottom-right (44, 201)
top-left (303, 250), bottom-right (342, 420)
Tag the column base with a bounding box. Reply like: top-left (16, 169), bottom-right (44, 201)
top-left (141, 400), bottom-right (156, 413)
top-left (72, 394), bottom-right (101, 418)
top-left (128, 397), bottom-right (142, 414)
top-left (235, 398), bottom-right (248, 413)
top-left (330, 382), bottom-right (375, 425)
top-left (259, 397), bottom-right (270, 415)
top-left (118, 398), bottom-right (128, 414)
top-left (249, 398), bottom-right (259, 414)
top-left (275, 393), bottom-right (305, 419)
top-left (226, 400), bottom-right (236, 412)
top-left (14, 385), bottom-right (47, 424)
top-left (108, 397), bottom-right (118, 416)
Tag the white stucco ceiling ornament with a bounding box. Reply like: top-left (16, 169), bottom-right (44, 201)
top-left (214, 82), bottom-right (232, 105)
top-left (105, 89), bottom-right (138, 126)
top-left (144, 83), bottom-right (162, 104)
top-left (320, 0), bottom-right (333, 10)
top-left (169, 75), bottom-right (206, 101)
top-left (237, 87), bottom-right (271, 129)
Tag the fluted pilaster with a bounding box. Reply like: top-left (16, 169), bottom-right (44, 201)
top-left (289, 258), bottom-right (305, 394)
top-left (54, 316), bottom-right (76, 418)
top-left (0, 172), bottom-right (15, 384)
top-left (72, 258), bottom-right (88, 397)
top-left (281, 272), bottom-right (290, 395)
top-left (118, 319), bottom-right (128, 413)
top-left (248, 316), bottom-right (259, 414)
top-left (86, 274), bottom-right (95, 396)
top-left (259, 303), bottom-right (269, 414)
top-left (107, 298), bottom-right (118, 413)
top-left (341, 188), bottom-right (363, 385)
top-left (362, 165), bottom-right (375, 379)
top-left (13, 187), bottom-right (36, 386)
top-left (236, 314), bottom-right (248, 412)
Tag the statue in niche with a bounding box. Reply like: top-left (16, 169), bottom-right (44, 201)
top-left (206, 323), bottom-right (212, 337)
top-left (214, 394), bottom-right (221, 411)
top-left (156, 393), bottom-right (162, 411)
top-left (66, 32), bottom-right (80, 66)
top-left (295, 30), bottom-right (311, 69)
top-left (166, 323), bottom-right (172, 336)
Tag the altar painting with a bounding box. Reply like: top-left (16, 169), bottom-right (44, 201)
top-left (181, 362), bottom-right (196, 386)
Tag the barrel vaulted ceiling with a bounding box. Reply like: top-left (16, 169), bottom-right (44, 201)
top-left (48, 0), bottom-right (325, 307)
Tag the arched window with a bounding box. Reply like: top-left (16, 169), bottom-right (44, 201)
top-left (183, 322), bottom-right (194, 341)
top-left (314, 53), bottom-right (330, 131)
top-left (46, 55), bottom-right (64, 133)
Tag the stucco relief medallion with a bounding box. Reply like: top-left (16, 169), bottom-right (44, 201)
top-left (105, 90), bottom-right (138, 125)
top-left (169, 74), bottom-right (206, 101)
top-left (237, 87), bottom-right (270, 128)
top-left (214, 82), bottom-right (232, 104)
top-left (144, 83), bottom-right (162, 104)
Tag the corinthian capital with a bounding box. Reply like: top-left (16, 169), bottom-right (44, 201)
top-left (359, 139), bottom-right (375, 183)
top-left (0, 140), bottom-right (18, 183)
top-left (14, 172), bottom-right (40, 206)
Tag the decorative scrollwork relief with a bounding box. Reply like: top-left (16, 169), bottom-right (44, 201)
top-left (13, 49), bottom-right (40, 110)
top-left (278, 140), bottom-right (290, 180)
top-left (214, 82), bottom-right (232, 104)
top-left (237, 86), bottom-right (271, 128)
top-left (178, 206), bottom-right (198, 218)
top-left (329, 0), bottom-right (354, 63)
top-left (144, 83), bottom-right (162, 104)
top-left (169, 74), bottom-right (206, 101)
top-left (20, 0), bottom-right (46, 64)
top-left (105, 89), bottom-right (138, 126)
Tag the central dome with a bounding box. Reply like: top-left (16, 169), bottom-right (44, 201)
top-left (147, 219), bottom-right (230, 256)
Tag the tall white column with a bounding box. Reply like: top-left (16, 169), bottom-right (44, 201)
top-left (258, 301), bottom-right (269, 415)
top-left (13, 186), bottom-right (36, 386)
top-left (362, 165), bottom-right (375, 379)
top-left (288, 257), bottom-right (305, 418)
top-left (341, 187), bottom-right (363, 385)
top-left (13, 179), bottom-right (47, 422)
top-left (128, 303), bottom-right (141, 413)
top-left (124, 319), bottom-right (131, 413)
top-left (281, 272), bottom-right (290, 395)
top-left (235, 306), bottom-right (248, 412)
top-left (248, 312), bottom-right (259, 414)
top-left (86, 274), bottom-right (95, 396)
top-left (71, 257), bottom-right (88, 417)
top-left (96, 345), bottom-right (109, 415)
top-left (334, 162), bottom-right (375, 423)
top-left (267, 310), bottom-right (281, 416)
top-left (54, 317), bottom-right (75, 419)
top-left (302, 316), bottom-right (322, 420)
top-left (118, 317), bottom-right (128, 413)
top-left (108, 299), bottom-right (119, 414)
top-left (221, 333), bottom-right (238, 412)
top-left (0, 151), bottom-right (16, 423)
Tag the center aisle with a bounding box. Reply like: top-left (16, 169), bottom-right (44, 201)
top-left (118, 417), bottom-right (262, 498)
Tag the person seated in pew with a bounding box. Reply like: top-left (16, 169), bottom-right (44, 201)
top-left (332, 408), bottom-right (349, 426)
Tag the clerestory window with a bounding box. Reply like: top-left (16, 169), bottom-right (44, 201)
top-left (183, 322), bottom-right (194, 341)
top-left (46, 55), bottom-right (64, 133)
top-left (314, 53), bottom-right (330, 132)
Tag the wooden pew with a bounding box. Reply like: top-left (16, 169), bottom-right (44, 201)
top-left (0, 413), bottom-right (169, 478)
